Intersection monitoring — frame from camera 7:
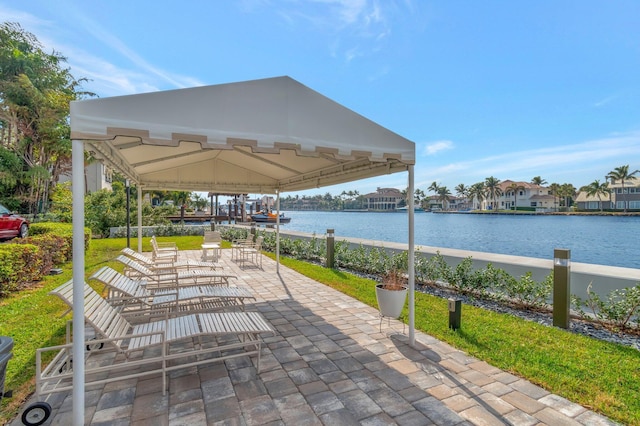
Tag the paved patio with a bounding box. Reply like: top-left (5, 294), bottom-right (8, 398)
top-left (13, 249), bottom-right (617, 425)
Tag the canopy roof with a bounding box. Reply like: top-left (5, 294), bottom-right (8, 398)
top-left (70, 76), bottom-right (415, 194)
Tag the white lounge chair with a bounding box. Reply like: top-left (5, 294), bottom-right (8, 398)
top-left (121, 247), bottom-right (219, 270)
top-left (22, 280), bottom-right (274, 424)
top-left (90, 266), bottom-right (254, 316)
top-left (150, 235), bottom-right (178, 262)
top-left (115, 255), bottom-right (236, 288)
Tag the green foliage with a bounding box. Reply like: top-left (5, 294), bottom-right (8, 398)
top-left (574, 283), bottom-right (640, 332)
top-left (0, 22), bottom-right (90, 214)
top-left (499, 271), bottom-right (553, 309)
top-left (0, 244), bottom-right (42, 294)
top-left (0, 146), bottom-right (23, 209)
top-left (13, 234), bottom-right (69, 274)
top-left (48, 181), bottom-right (72, 222)
top-left (30, 221), bottom-right (89, 251)
top-left (85, 186), bottom-right (127, 237)
top-left (469, 263), bottom-right (510, 299)
top-left (0, 222), bottom-right (89, 295)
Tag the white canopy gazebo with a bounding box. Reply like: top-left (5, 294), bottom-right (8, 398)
top-left (69, 76), bottom-right (416, 425)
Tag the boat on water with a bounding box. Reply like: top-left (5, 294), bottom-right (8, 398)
top-left (395, 206), bottom-right (424, 212)
top-left (250, 211), bottom-right (292, 223)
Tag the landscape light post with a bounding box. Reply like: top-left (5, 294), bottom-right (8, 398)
top-left (553, 248), bottom-right (571, 329)
top-left (326, 229), bottom-right (335, 269)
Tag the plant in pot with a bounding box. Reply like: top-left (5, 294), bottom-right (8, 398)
top-left (375, 269), bottom-right (408, 319)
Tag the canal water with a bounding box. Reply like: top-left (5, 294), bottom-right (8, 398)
top-left (272, 211), bottom-right (640, 269)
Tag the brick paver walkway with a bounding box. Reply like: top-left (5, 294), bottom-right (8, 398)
top-left (12, 249), bottom-right (618, 425)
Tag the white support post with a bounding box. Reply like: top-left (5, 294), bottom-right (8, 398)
top-left (276, 190), bottom-right (280, 274)
top-left (71, 139), bottom-right (85, 425)
top-left (408, 166), bottom-right (415, 346)
top-left (137, 186), bottom-right (143, 252)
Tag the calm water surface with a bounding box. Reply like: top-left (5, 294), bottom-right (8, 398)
top-left (274, 211), bottom-right (640, 269)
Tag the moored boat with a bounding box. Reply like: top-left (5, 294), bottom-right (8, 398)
top-left (250, 212), bottom-right (292, 223)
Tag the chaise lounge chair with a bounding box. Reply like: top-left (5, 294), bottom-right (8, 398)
top-left (90, 266), bottom-right (254, 317)
top-left (115, 255), bottom-right (236, 288)
top-left (150, 235), bottom-right (178, 262)
top-left (121, 247), bottom-right (220, 270)
top-left (21, 280), bottom-right (274, 425)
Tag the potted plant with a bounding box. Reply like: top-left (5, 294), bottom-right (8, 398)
top-left (375, 269), bottom-right (408, 319)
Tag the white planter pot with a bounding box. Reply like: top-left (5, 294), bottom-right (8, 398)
top-left (375, 284), bottom-right (408, 319)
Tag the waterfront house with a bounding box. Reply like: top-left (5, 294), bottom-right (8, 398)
top-left (364, 187), bottom-right (404, 211)
top-left (576, 176), bottom-right (640, 211)
top-left (425, 194), bottom-right (462, 211)
top-left (495, 180), bottom-right (556, 212)
top-left (609, 176), bottom-right (640, 211)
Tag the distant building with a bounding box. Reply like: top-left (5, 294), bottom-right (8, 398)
top-left (576, 177), bottom-right (640, 211)
top-left (364, 187), bottom-right (403, 211)
top-left (609, 176), bottom-right (640, 210)
top-left (494, 180), bottom-right (555, 212)
top-left (58, 161), bottom-right (113, 193)
top-left (424, 195), bottom-right (462, 211)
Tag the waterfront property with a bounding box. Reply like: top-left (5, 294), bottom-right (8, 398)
top-left (363, 187), bottom-right (404, 211)
top-left (492, 180), bottom-right (555, 212)
top-left (576, 176), bottom-right (640, 211)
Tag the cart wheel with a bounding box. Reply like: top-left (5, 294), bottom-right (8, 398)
top-left (86, 338), bottom-right (104, 351)
top-left (21, 401), bottom-right (51, 426)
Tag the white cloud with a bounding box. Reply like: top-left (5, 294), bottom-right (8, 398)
top-left (417, 132), bottom-right (640, 188)
top-left (1, 4), bottom-right (203, 97)
top-left (423, 140), bottom-right (454, 156)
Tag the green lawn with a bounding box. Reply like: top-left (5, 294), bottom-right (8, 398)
top-left (0, 236), bottom-right (638, 425)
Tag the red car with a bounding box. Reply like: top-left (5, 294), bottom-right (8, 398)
top-left (0, 203), bottom-right (29, 240)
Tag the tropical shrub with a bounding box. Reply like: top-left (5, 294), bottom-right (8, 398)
top-left (573, 283), bottom-right (640, 332)
top-left (30, 222), bottom-right (89, 251)
top-left (0, 244), bottom-right (42, 294)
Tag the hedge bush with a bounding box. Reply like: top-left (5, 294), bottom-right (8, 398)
top-left (0, 244), bottom-right (42, 295)
top-left (0, 223), bottom-right (91, 296)
top-left (29, 222), bottom-right (91, 251)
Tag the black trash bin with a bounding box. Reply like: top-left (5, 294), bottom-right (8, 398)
top-left (0, 336), bottom-right (14, 403)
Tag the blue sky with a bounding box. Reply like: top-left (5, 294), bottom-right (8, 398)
top-left (3, 0), bottom-right (640, 198)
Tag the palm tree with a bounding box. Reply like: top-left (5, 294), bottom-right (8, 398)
top-left (468, 182), bottom-right (485, 210)
top-left (531, 176), bottom-right (547, 186)
top-left (505, 182), bottom-right (525, 211)
top-left (559, 183), bottom-right (577, 212)
top-left (437, 186), bottom-right (452, 210)
top-left (548, 183), bottom-right (561, 212)
top-left (484, 176), bottom-right (502, 210)
top-left (606, 165), bottom-right (639, 213)
top-left (579, 180), bottom-right (610, 212)
top-left (455, 184), bottom-right (468, 209)
top-left (427, 181), bottom-right (440, 194)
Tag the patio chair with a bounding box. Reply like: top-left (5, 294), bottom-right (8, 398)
top-left (238, 236), bottom-right (264, 268)
top-left (121, 247), bottom-right (220, 271)
top-left (150, 235), bottom-right (178, 262)
top-left (23, 280), bottom-right (274, 424)
top-left (231, 236), bottom-right (254, 261)
top-left (90, 266), bottom-right (254, 316)
top-left (115, 255), bottom-right (236, 288)
top-left (201, 231), bottom-right (222, 261)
